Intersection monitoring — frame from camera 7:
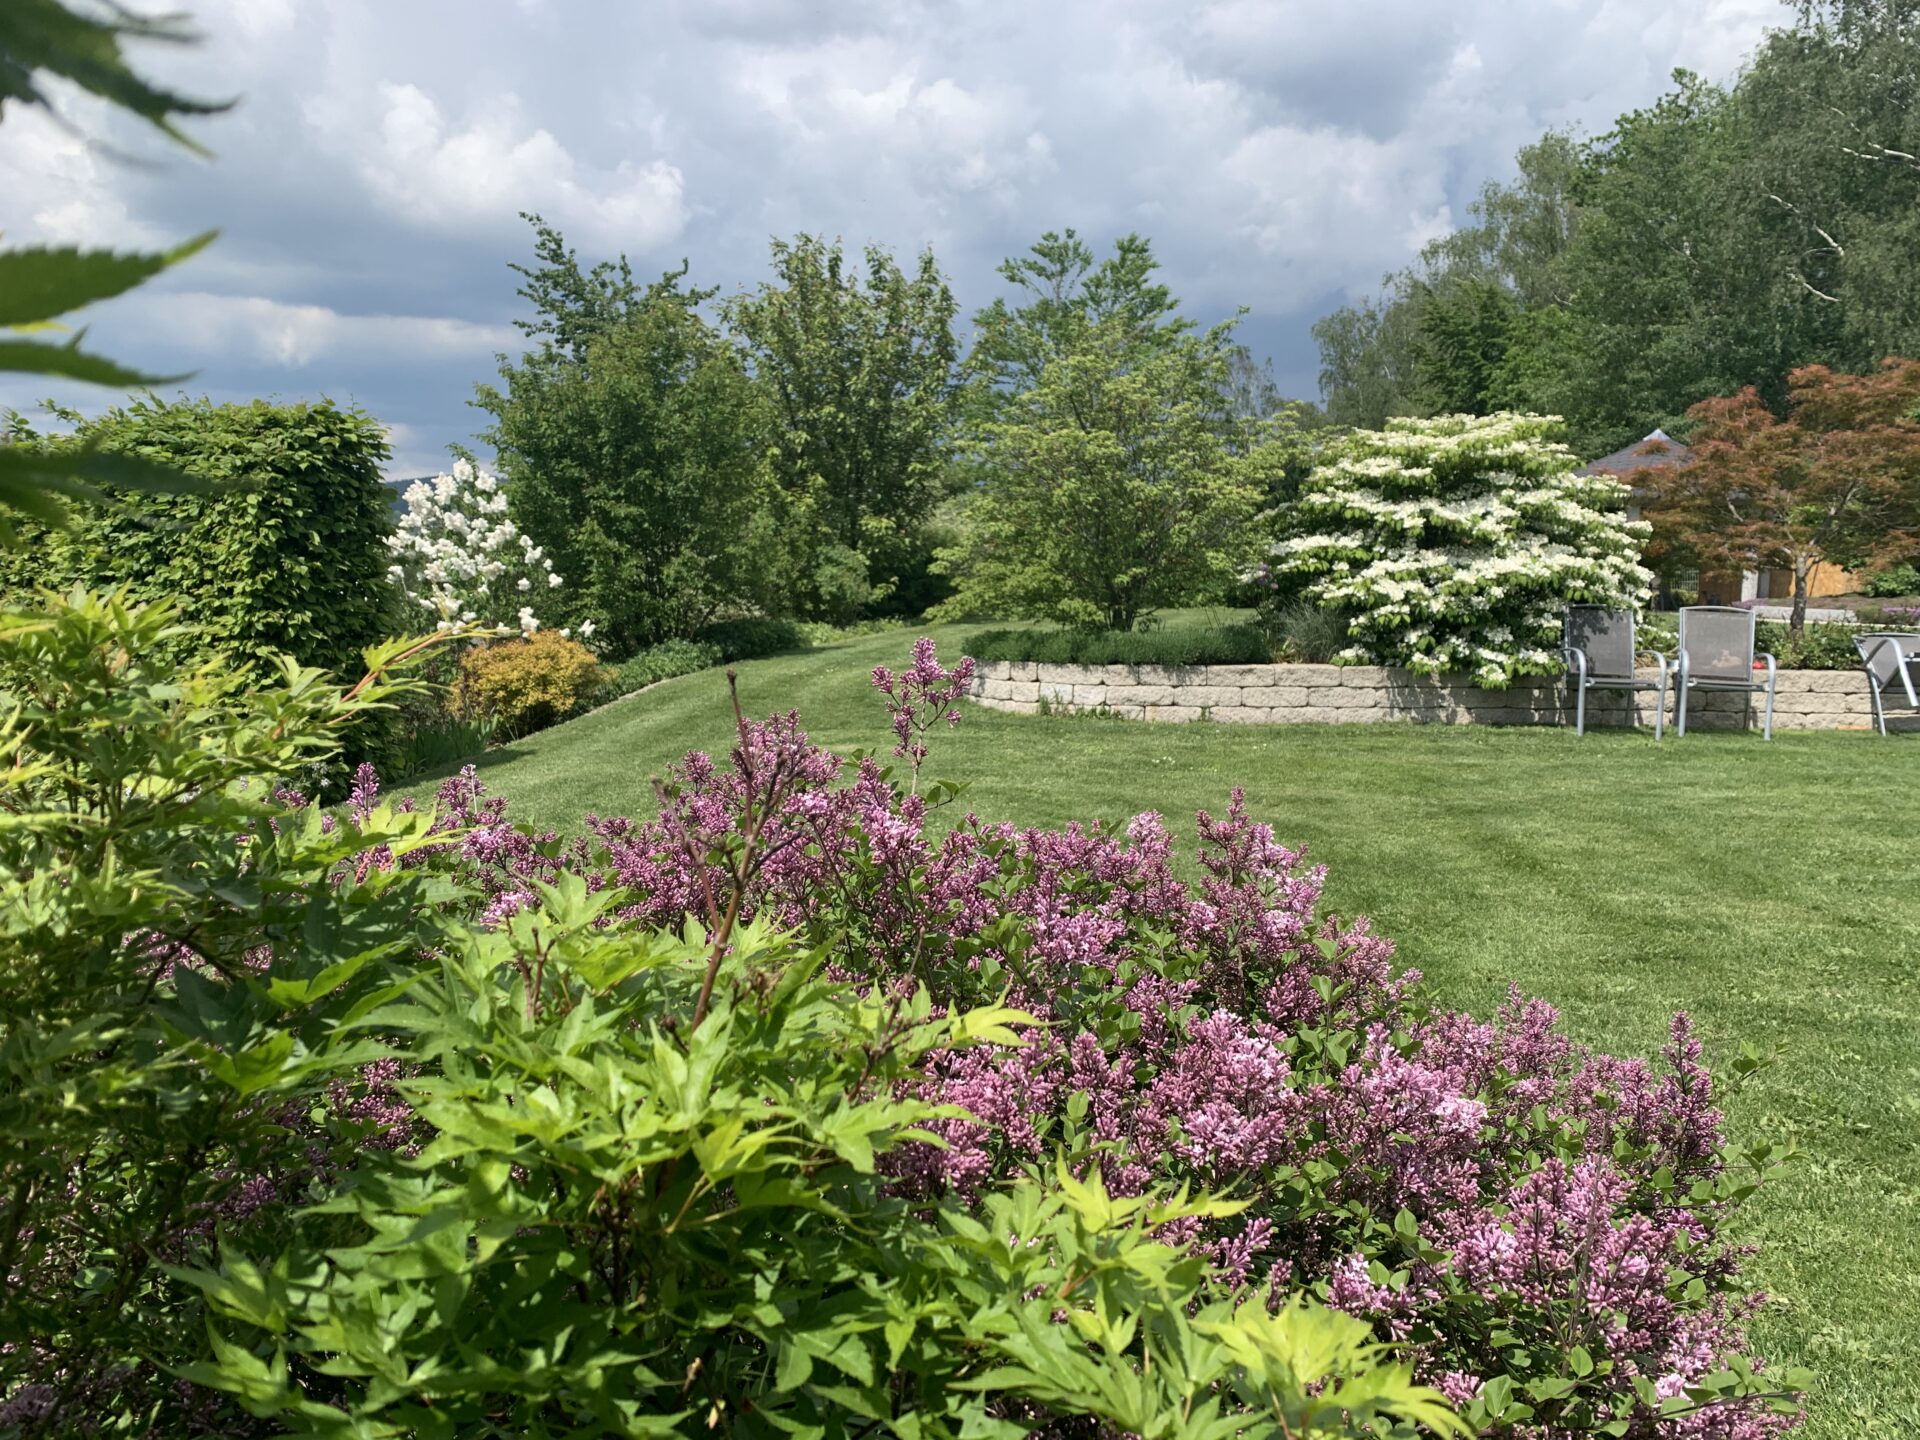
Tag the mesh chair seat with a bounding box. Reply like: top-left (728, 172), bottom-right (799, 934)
top-left (1674, 606), bottom-right (1776, 739)
top-left (1855, 632), bottom-right (1920, 736)
top-left (1562, 606), bottom-right (1667, 738)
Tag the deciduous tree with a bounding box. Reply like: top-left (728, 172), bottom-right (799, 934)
top-left (726, 236), bottom-right (960, 621)
top-left (936, 330), bottom-right (1262, 632)
top-left (1644, 357), bottom-right (1920, 632)
top-left (1271, 413), bottom-right (1652, 685)
top-left (477, 225), bottom-right (771, 656)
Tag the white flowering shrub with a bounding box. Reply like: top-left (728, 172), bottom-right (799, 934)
top-left (1270, 413), bottom-right (1652, 686)
top-left (386, 461), bottom-right (590, 642)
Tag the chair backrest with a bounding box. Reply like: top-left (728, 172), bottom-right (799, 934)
top-left (1677, 605), bottom-right (1756, 680)
top-left (1855, 632), bottom-right (1920, 702)
top-left (1564, 606), bottom-right (1636, 678)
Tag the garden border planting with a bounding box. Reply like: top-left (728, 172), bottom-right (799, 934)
top-left (970, 660), bottom-right (1900, 730)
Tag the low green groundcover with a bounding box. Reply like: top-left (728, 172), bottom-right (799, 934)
top-left (967, 623), bottom-right (1269, 667)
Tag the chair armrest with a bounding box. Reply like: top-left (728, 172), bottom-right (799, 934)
top-left (1759, 653), bottom-right (1777, 686)
top-left (1562, 646), bottom-right (1587, 685)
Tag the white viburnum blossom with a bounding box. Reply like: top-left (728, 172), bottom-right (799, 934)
top-left (1268, 413), bottom-right (1653, 688)
top-left (386, 462), bottom-right (594, 640)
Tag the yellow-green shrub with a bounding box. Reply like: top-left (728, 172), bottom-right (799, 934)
top-left (458, 632), bottom-right (609, 738)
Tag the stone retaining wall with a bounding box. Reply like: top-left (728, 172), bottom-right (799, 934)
top-left (969, 660), bottom-right (1895, 731)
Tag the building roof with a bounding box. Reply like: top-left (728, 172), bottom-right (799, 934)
top-left (1578, 428), bottom-right (1692, 477)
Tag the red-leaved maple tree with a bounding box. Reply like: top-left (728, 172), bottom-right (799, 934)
top-left (1646, 357), bottom-right (1920, 632)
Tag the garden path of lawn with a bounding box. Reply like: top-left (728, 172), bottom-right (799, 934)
top-left (400, 625), bottom-right (1920, 1440)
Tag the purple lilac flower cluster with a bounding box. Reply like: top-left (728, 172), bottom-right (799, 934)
top-left (871, 636), bottom-right (976, 791)
top-left (330, 641), bottom-right (1794, 1439)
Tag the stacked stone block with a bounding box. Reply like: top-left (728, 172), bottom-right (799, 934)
top-left (967, 660), bottom-right (1887, 732)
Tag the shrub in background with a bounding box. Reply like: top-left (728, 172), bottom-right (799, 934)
top-left (1760, 619), bottom-right (1877, 671)
top-left (458, 631), bottom-right (609, 738)
top-left (387, 460), bottom-right (571, 637)
top-left (794, 616), bottom-right (913, 645)
top-left (479, 224), bottom-right (777, 655)
top-left (1863, 561), bottom-right (1920, 598)
top-left (967, 623), bottom-right (1269, 666)
top-left (694, 614), bottom-right (805, 661)
top-left (1, 397), bottom-right (395, 680)
top-left (936, 331), bottom-right (1263, 632)
top-left (1272, 413), bottom-right (1653, 686)
top-left (1263, 595), bottom-right (1352, 663)
top-left (1638, 615), bottom-right (1918, 671)
top-left (586, 636), bottom-right (725, 708)
top-left (725, 234), bottom-right (961, 626)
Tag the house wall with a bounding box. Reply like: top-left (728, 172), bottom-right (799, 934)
top-left (1696, 563), bottom-right (1860, 605)
top-left (969, 661), bottom-right (1895, 731)
top-left (1759, 563), bottom-right (1860, 599)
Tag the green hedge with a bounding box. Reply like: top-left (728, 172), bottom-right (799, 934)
top-left (3, 397), bottom-right (395, 680)
top-left (966, 624), bottom-right (1271, 666)
top-left (692, 616), bottom-right (804, 662)
top-left (586, 638), bottom-right (724, 709)
top-left (1637, 614), bottom-right (1916, 671)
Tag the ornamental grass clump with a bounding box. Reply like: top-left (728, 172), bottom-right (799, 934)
top-left (400, 639), bottom-right (1806, 1440)
top-left (1272, 413), bottom-right (1654, 686)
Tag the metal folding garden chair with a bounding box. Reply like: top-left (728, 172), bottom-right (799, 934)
top-left (1562, 606), bottom-right (1669, 739)
top-left (1854, 632), bottom-right (1920, 736)
top-left (1674, 605), bottom-right (1776, 739)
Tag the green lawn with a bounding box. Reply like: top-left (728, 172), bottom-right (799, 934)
top-left (401, 625), bottom-right (1920, 1439)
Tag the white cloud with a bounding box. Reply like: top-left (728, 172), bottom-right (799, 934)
top-left (305, 81), bottom-right (687, 249)
top-left (0, 105), bottom-right (177, 250)
top-left (0, 0), bottom-right (1794, 461)
top-left (116, 291), bottom-right (517, 369)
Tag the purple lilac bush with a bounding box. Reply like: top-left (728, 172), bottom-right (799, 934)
top-left (342, 641), bottom-right (1801, 1439)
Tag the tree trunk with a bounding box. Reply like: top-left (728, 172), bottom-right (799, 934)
top-left (1791, 559), bottom-right (1811, 637)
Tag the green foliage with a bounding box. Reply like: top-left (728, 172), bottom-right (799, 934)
top-left (390, 707), bottom-right (499, 782)
top-left (1273, 413), bottom-right (1653, 685)
top-left (1313, 135), bottom-right (1577, 429)
top-left (0, 0), bottom-right (229, 151)
top-left (0, 589), bottom-right (1460, 1438)
top-left (586, 637), bottom-right (725, 709)
top-left (727, 235), bottom-right (961, 622)
top-left (1407, 276), bottom-right (1523, 416)
top-left (1312, 290), bottom-right (1424, 430)
top-left (966, 624), bottom-right (1270, 666)
top-left (968, 229), bottom-right (1192, 400)
top-left (1262, 596), bottom-right (1352, 664)
top-left (1636, 613), bottom-right (1910, 669)
top-left (938, 319), bottom-right (1264, 632)
top-left (1314, 5), bottom-right (1920, 457)
top-left (459, 631), bottom-right (611, 739)
top-left (480, 220), bottom-right (774, 655)
top-left (1863, 562), bottom-right (1920, 597)
top-left (503, 209), bottom-right (649, 362)
top-left (1, 396), bottom-right (397, 681)
top-left (0, 587), bottom-right (450, 1430)
top-left (173, 898), bottom-right (1459, 1436)
top-left (694, 615), bottom-right (805, 662)
top-left (0, 241), bottom-right (224, 535)
top-left (0, 2), bottom-right (227, 538)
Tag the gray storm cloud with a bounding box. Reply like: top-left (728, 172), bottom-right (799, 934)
top-left (0, 0), bottom-right (1786, 475)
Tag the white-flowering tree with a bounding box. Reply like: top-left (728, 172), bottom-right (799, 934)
top-left (1270, 413), bottom-right (1652, 686)
top-left (386, 461), bottom-right (589, 642)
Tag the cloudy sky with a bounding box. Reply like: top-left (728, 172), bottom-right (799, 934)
top-left (3, 0), bottom-right (1788, 476)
